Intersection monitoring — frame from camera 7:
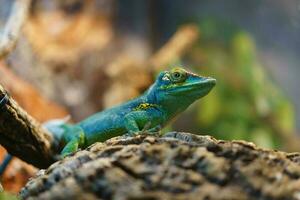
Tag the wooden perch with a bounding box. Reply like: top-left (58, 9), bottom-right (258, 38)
top-left (20, 132), bottom-right (300, 200)
top-left (0, 62), bottom-right (70, 192)
top-left (0, 85), bottom-right (57, 168)
top-left (0, 0), bottom-right (32, 59)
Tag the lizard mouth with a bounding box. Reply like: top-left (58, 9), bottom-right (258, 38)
top-left (167, 77), bottom-right (216, 96)
top-left (197, 79), bottom-right (216, 96)
top-left (197, 77), bottom-right (217, 92)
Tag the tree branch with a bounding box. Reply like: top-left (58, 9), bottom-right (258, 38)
top-left (0, 0), bottom-right (32, 59)
top-left (0, 85), bottom-right (57, 168)
top-left (20, 132), bottom-right (300, 199)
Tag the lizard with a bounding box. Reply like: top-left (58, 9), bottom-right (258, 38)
top-left (0, 67), bottom-right (216, 176)
top-left (44, 67), bottom-right (216, 157)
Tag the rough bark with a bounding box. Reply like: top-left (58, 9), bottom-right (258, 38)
top-left (0, 85), bottom-right (57, 168)
top-left (20, 132), bottom-right (300, 200)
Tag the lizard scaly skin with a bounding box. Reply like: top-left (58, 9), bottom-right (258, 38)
top-left (45, 67), bottom-right (216, 156)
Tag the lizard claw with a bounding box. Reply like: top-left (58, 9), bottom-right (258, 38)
top-left (125, 123), bottom-right (162, 137)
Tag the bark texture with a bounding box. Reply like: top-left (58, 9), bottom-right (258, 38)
top-left (0, 85), bottom-right (56, 168)
top-left (20, 132), bottom-right (300, 200)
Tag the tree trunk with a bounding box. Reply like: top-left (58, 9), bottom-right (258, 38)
top-left (20, 132), bottom-right (300, 200)
top-left (0, 85), bottom-right (57, 168)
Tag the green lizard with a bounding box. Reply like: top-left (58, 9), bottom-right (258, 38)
top-left (44, 67), bottom-right (216, 157)
top-left (0, 67), bottom-right (215, 177)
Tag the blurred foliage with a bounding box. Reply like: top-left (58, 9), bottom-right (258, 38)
top-left (185, 18), bottom-right (296, 149)
top-left (0, 192), bottom-right (18, 200)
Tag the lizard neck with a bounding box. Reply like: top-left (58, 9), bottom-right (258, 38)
top-left (143, 89), bottom-right (193, 123)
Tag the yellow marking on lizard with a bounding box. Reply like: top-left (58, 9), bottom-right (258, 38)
top-left (133, 103), bottom-right (159, 111)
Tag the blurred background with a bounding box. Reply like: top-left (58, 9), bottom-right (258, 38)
top-left (0, 0), bottom-right (300, 193)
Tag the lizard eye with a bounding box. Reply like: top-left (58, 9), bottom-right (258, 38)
top-left (170, 68), bottom-right (187, 83)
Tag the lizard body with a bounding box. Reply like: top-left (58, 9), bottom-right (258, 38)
top-left (45, 67), bottom-right (216, 156)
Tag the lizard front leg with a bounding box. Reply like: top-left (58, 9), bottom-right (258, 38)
top-left (124, 110), bottom-right (162, 136)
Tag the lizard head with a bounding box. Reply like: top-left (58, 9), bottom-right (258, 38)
top-left (151, 67), bottom-right (216, 104)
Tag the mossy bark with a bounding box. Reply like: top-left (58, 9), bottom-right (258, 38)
top-left (20, 132), bottom-right (300, 200)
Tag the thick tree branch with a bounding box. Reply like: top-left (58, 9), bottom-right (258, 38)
top-left (0, 0), bottom-right (32, 59)
top-left (20, 132), bottom-right (300, 199)
top-left (0, 85), bottom-right (57, 168)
